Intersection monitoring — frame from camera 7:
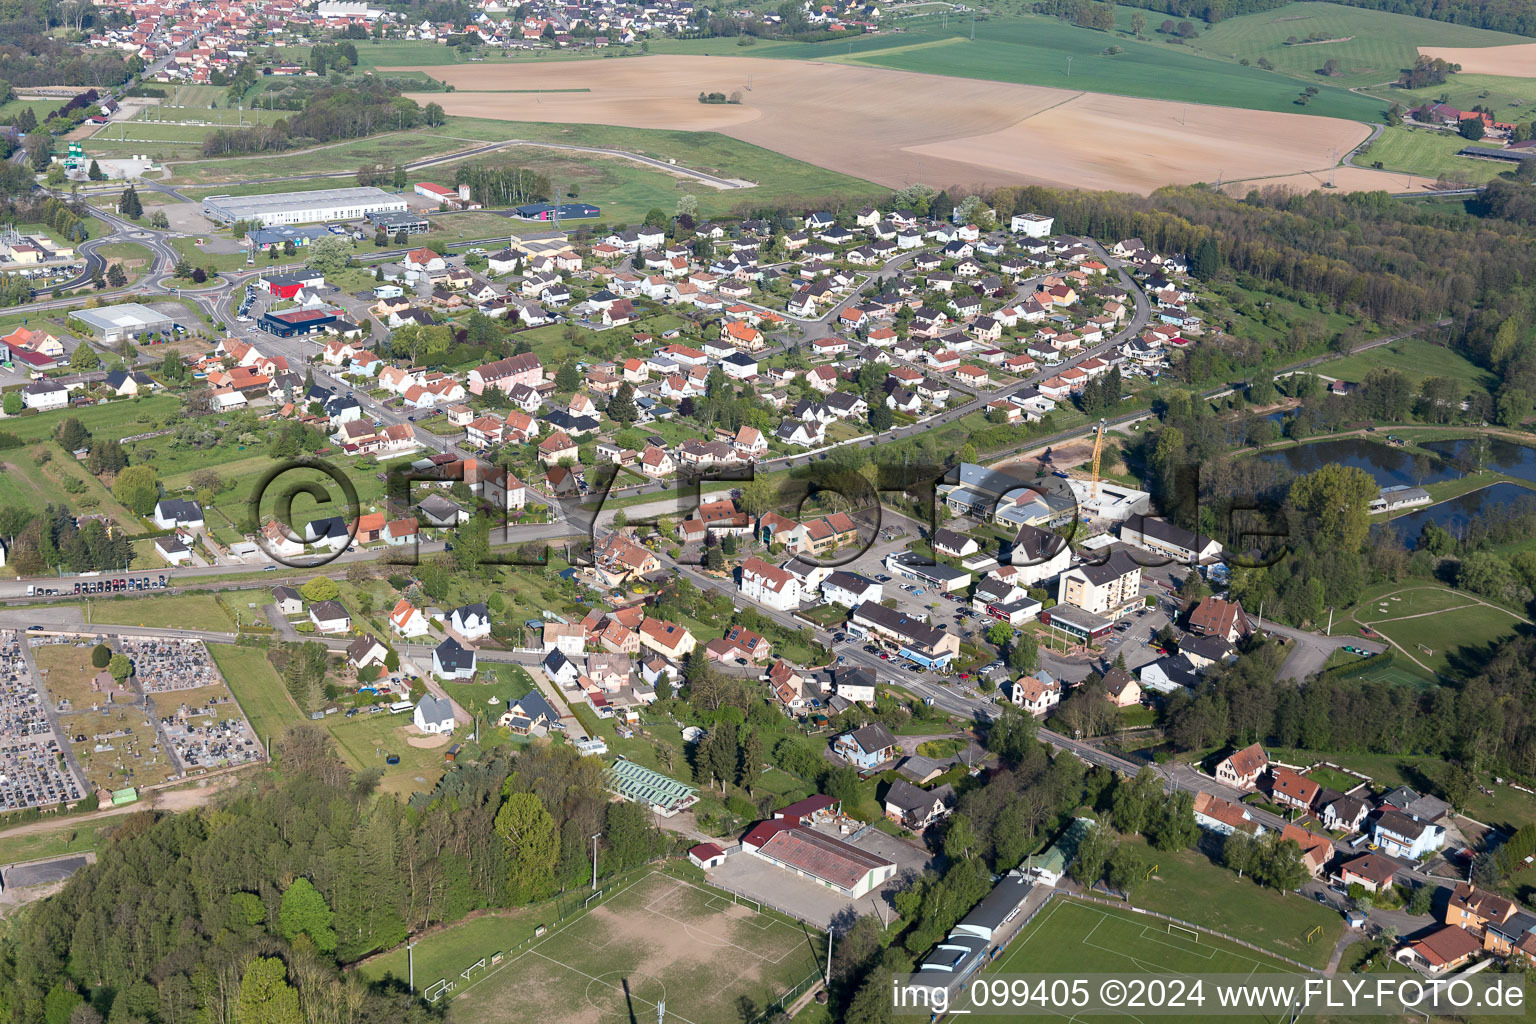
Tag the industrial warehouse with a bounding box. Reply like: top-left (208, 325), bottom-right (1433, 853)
top-left (201, 187), bottom-right (408, 227)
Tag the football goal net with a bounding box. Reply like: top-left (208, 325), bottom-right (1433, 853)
top-left (1167, 923), bottom-right (1199, 942)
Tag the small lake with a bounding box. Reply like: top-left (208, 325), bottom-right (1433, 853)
top-left (1252, 439), bottom-right (1459, 488)
top-left (1379, 482), bottom-right (1536, 548)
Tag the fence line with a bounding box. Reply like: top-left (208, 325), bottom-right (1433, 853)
top-left (749, 969), bottom-right (824, 1024)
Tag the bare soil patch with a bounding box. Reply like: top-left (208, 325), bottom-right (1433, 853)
top-left (405, 727), bottom-right (452, 748)
top-left (1418, 44), bottom-right (1536, 78)
top-left (398, 55), bottom-right (1393, 196)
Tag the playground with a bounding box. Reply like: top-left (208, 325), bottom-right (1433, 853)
top-left (435, 871), bottom-right (824, 1024)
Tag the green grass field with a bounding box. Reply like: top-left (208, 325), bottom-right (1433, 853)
top-left (1320, 336), bottom-right (1497, 390)
top-left (0, 443), bottom-right (139, 526)
top-left (970, 897), bottom-right (1310, 1021)
top-left (323, 707), bottom-right (450, 798)
top-left (0, 394), bottom-right (180, 444)
top-left (1111, 838), bottom-right (1342, 968)
top-left (420, 118), bottom-right (888, 213)
top-left (1354, 125), bottom-right (1510, 185)
top-left (76, 594), bottom-right (236, 632)
top-left (437, 871), bottom-right (823, 1024)
top-left (1186, 1), bottom-right (1529, 90)
top-left (0, 817), bottom-right (119, 865)
top-left (1365, 601), bottom-right (1528, 676)
top-left (209, 644), bottom-right (303, 745)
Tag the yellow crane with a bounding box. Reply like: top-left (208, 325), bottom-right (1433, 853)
top-left (1089, 418), bottom-right (1107, 500)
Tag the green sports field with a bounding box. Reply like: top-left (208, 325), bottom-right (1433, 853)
top-left (1360, 597), bottom-right (1529, 677)
top-left (427, 871), bottom-right (823, 1024)
top-left (965, 898), bottom-right (1310, 1023)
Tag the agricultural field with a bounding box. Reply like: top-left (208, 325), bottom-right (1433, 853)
top-left (405, 56), bottom-right (1392, 196)
top-left (841, 16), bottom-right (1380, 119)
top-left (1354, 125), bottom-right (1511, 185)
top-left (1186, 2), bottom-right (1531, 91)
top-left (437, 871), bottom-right (823, 1024)
top-left (970, 897), bottom-right (1311, 1021)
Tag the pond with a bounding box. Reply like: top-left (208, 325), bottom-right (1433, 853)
top-left (1379, 482), bottom-right (1536, 549)
top-left (1419, 437), bottom-right (1536, 485)
top-left (1252, 438), bottom-right (1459, 488)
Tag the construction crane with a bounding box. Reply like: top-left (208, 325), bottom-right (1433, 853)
top-left (1089, 418), bottom-right (1107, 501)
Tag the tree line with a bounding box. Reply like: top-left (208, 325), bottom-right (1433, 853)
top-left (0, 728), bottom-right (673, 1023)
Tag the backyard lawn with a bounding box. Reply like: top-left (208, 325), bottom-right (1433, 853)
top-left (321, 708), bottom-right (449, 798)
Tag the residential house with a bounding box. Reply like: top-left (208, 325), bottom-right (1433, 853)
top-left (639, 619), bottom-right (696, 660)
top-left (739, 556), bottom-right (803, 611)
top-left (1009, 673), bottom-right (1061, 716)
top-left (883, 779), bottom-right (953, 830)
top-left (833, 723), bottom-right (899, 770)
top-left (1269, 768), bottom-right (1321, 813)
top-left (389, 598), bottom-right (429, 638)
top-left (414, 693), bottom-right (456, 734)
top-left (1370, 809), bottom-right (1446, 860)
top-left (1215, 742), bottom-right (1268, 790)
top-left (432, 637), bottom-right (476, 680)
top-left (448, 602), bottom-right (492, 641)
top-left (308, 600), bottom-right (351, 634)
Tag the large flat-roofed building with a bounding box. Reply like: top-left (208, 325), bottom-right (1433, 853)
top-left (260, 307), bottom-right (337, 337)
top-left (72, 302), bottom-right (176, 343)
top-left (202, 187), bottom-right (407, 227)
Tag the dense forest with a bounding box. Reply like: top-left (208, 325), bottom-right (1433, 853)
top-left (1108, 0), bottom-right (1536, 35)
top-left (0, 729), bottom-right (671, 1024)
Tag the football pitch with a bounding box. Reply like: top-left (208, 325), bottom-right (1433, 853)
top-left (440, 871), bottom-right (824, 1024)
top-left (964, 898), bottom-right (1314, 1023)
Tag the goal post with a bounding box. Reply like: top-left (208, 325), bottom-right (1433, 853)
top-left (1167, 923), bottom-right (1199, 942)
